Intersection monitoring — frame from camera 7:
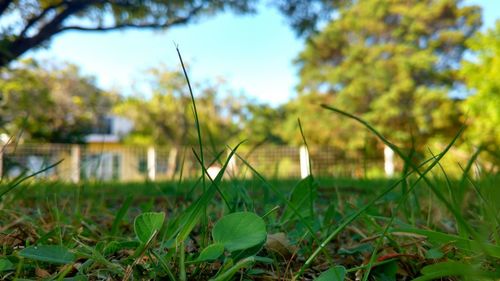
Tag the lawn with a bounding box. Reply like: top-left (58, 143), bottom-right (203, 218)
top-left (1, 61), bottom-right (499, 280)
top-left (0, 171), bottom-right (499, 280)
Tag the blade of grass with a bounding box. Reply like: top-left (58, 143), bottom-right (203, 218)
top-left (360, 142), bottom-right (462, 281)
top-left (110, 195), bottom-right (133, 237)
top-left (295, 154), bottom-right (437, 279)
top-left (191, 148), bottom-right (232, 211)
top-left (0, 159), bottom-right (63, 200)
top-left (320, 105), bottom-right (481, 247)
top-left (176, 46), bottom-right (206, 190)
top-left (174, 141), bottom-right (244, 246)
top-left (234, 149), bottom-right (336, 264)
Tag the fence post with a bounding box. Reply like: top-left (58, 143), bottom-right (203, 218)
top-left (299, 145), bottom-right (311, 179)
top-left (71, 145), bottom-right (81, 183)
top-left (0, 149), bottom-right (3, 179)
top-left (384, 145), bottom-right (395, 177)
top-left (147, 146), bottom-right (156, 181)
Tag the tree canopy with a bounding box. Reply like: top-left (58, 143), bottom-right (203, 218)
top-left (0, 59), bottom-right (116, 143)
top-left (291, 0), bottom-right (481, 153)
top-left (460, 21), bottom-right (500, 156)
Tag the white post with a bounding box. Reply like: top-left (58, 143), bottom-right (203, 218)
top-left (0, 149), bottom-right (3, 179)
top-left (384, 145), bottom-right (395, 177)
top-left (147, 146), bottom-right (156, 180)
top-left (227, 152), bottom-right (237, 177)
top-left (71, 145), bottom-right (81, 183)
top-left (299, 145), bottom-right (311, 179)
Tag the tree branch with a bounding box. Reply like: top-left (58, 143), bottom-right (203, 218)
top-left (19, 1), bottom-right (70, 39)
top-left (58, 5), bottom-right (203, 33)
top-left (0, 0), bottom-right (13, 17)
top-left (1, 2), bottom-right (89, 67)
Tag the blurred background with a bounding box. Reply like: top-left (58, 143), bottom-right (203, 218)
top-left (0, 0), bottom-right (498, 181)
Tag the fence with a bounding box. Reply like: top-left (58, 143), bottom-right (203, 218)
top-left (0, 143), bottom-right (390, 182)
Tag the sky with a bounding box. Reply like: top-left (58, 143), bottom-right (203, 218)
top-left (28, 1), bottom-right (499, 106)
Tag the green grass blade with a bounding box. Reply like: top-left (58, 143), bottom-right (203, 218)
top-left (174, 141), bottom-right (245, 246)
top-left (110, 195), bottom-right (133, 236)
top-left (0, 159), bottom-right (63, 200)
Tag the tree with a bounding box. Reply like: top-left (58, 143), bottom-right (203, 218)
top-left (293, 0), bottom-right (480, 155)
top-left (0, 59), bottom-right (116, 143)
top-left (0, 0), bottom-right (255, 68)
top-left (460, 21), bottom-right (500, 159)
top-left (114, 66), bottom-right (241, 175)
top-left (235, 102), bottom-right (286, 145)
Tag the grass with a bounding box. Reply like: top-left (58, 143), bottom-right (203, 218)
top-left (0, 173), bottom-right (498, 280)
top-left (1, 50), bottom-right (499, 280)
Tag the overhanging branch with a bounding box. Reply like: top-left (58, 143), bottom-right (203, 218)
top-left (58, 5), bottom-right (203, 33)
top-left (0, 0), bottom-right (13, 17)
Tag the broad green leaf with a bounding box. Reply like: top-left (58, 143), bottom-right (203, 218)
top-left (194, 243), bottom-right (224, 262)
top-left (134, 212), bottom-right (165, 244)
top-left (0, 258), bottom-right (14, 272)
top-left (19, 245), bottom-right (76, 264)
top-left (315, 266), bottom-right (346, 281)
top-left (212, 212), bottom-right (267, 252)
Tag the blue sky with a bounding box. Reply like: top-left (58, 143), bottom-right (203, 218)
top-left (29, 1), bottom-right (499, 106)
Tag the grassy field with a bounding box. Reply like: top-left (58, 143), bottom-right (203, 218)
top-left (0, 171), bottom-right (499, 280)
top-left (1, 57), bottom-right (499, 280)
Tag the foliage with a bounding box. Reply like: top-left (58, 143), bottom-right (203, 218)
top-left (292, 0), bottom-right (481, 153)
top-left (238, 102), bottom-right (286, 145)
top-left (113, 66), bottom-right (241, 150)
top-left (0, 59), bottom-right (116, 143)
top-left (460, 21), bottom-right (500, 158)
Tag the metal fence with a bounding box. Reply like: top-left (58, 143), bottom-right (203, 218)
top-left (0, 143), bottom-right (387, 182)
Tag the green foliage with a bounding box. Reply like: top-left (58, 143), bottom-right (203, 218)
top-left (0, 59), bottom-right (116, 143)
top-left (134, 212), bottom-right (165, 244)
top-left (194, 243), bottom-right (225, 262)
top-left (0, 258), bottom-right (14, 272)
top-left (212, 212), bottom-right (267, 252)
top-left (280, 175), bottom-right (317, 223)
top-left (315, 266), bottom-right (346, 281)
top-left (114, 66), bottom-right (240, 149)
top-left (460, 21), bottom-right (500, 157)
top-left (292, 0), bottom-right (481, 152)
top-left (413, 261), bottom-right (500, 281)
top-left (19, 245), bottom-right (76, 265)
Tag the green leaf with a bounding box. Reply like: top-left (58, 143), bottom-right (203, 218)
top-left (194, 243), bottom-right (225, 262)
top-left (0, 258), bottom-right (14, 272)
top-left (413, 261), bottom-right (500, 281)
top-left (371, 260), bottom-right (398, 281)
top-left (212, 212), bottom-right (267, 252)
top-left (315, 266), bottom-right (346, 281)
top-left (425, 248), bottom-right (444, 259)
top-left (281, 175), bottom-right (317, 223)
top-left (134, 212), bottom-right (165, 244)
top-left (19, 245), bottom-right (76, 264)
